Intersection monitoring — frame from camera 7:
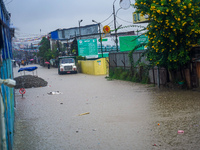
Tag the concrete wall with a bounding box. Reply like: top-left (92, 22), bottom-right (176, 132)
top-left (78, 58), bottom-right (107, 75)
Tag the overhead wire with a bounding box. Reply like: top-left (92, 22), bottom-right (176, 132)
top-left (116, 16), bottom-right (133, 24)
top-left (115, 20), bottom-right (123, 31)
top-left (100, 13), bottom-right (113, 24)
top-left (116, 8), bottom-right (122, 16)
top-left (116, 22), bottom-right (127, 32)
top-left (116, 20), bottom-right (121, 27)
top-left (6, 0), bottom-right (13, 5)
top-left (107, 20), bottom-right (114, 26)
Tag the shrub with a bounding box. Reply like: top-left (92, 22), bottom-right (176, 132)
top-left (120, 71), bottom-right (129, 80)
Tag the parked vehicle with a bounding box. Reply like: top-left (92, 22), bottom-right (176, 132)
top-left (58, 56), bottom-right (77, 75)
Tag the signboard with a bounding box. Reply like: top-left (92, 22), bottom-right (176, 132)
top-left (99, 39), bottom-right (108, 42)
top-left (103, 25), bottom-right (111, 33)
top-left (98, 52), bottom-right (109, 58)
top-left (19, 88), bottom-right (26, 94)
top-left (97, 37), bottom-right (119, 52)
top-left (19, 88), bottom-right (26, 97)
top-left (119, 35), bottom-right (148, 52)
top-left (133, 12), bottom-right (150, 24)
top-left (78, 39), bottom-right (98, 58)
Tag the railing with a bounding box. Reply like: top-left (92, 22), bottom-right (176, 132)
top-left (108, 51), bottom-right (167, 85)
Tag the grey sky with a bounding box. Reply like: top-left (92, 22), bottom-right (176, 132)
top-left (5, 0), bottom-right (139, 38)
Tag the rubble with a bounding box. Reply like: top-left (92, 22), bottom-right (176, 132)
top-left (14, 75), bottom-right (48, 89)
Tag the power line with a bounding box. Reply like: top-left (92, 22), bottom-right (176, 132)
top-left (116, 16), bottom-right (133, 24)
top-left (107, 20), bottom-right (114, 26)
top-left (116, 8), bottom-right (122, 16)
top-left (6, 0), bottom-right (13, 5)
top-left (116, 20), bottom-right (121, 27)
top-left (100, 13), bottom-right (113, 24)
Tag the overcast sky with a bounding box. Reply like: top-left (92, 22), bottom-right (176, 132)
top-left (4, 0), bottom-right (142, 38)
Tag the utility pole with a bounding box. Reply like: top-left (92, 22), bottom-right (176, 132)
top-left (113, 0), bottom-right (131, 52)
top-left (78, 20), bottom-right (83, 39)
top-left (92, 20), bottom-right (103, 58)
top-left (113, 1), bottom-right (119, 52)
top-left (98, 23), bottom-right (103, 58)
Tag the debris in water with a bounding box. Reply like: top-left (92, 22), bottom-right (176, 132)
top-left (158, 123), bottom-right (160, 126)
top-left (60, 103), bottom-right (63, 105)
top-left (153, 144), bottom-right (157, 146)
top-left (78, 112), bottom-right (90, 116)
top-left (47, 91), bottom-right (62, 95)
top-left (178, 130), bottom-right (184, 134)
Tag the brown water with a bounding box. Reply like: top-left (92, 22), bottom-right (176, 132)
top-left (13, 65), bottom-right (200, 150)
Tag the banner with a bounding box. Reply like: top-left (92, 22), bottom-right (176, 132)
top-left (13, 35), bottom-right (46, 43)
top-left (119, 35), bottom-right (148, 51)
top-left (78, 39), bottom-right (98, 58)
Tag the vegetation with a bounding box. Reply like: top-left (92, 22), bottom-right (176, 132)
top-left (37, 37), bottom-right (67, 67)
top-left (108, 65), bottom-right (149, 84)
top-left (51, 40), bottom-right (66, 58)
top-left (71, 39), bottom-right (78, 56)
top-left (76, 56), bottom-right (86, 61)
top-left (37, 37), bottom-right (52, 61)
top-left (133, 0), bottom-right (200, 70)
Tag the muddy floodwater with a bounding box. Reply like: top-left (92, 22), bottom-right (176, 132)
top-left (13, 65), bottom-right (200, 150)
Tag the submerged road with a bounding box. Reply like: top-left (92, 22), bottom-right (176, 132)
top-left (13, 64), bottom-right (200, 150)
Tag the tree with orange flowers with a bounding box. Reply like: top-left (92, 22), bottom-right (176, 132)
top-left (133, 0), bottom-right (200, 70)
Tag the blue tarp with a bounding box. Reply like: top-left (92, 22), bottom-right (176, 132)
top-left (18, 66), bottom-right (38, 72)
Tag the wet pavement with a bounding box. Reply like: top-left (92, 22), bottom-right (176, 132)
top-left (13, 65), bottom-right (200, 150)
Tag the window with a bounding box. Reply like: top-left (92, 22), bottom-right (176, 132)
top-left (134, 14), bottom-right (137, 22)
top-left (61, 58), bottom-right (74, 64)
top-left (137, 13), bottom-right (140, 21)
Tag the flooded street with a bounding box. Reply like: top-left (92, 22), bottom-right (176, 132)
top-left (13, 65), bottom-right (200, 150)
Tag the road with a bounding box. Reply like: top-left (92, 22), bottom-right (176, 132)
top-left (13, 64), bottom-right (200, 150)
